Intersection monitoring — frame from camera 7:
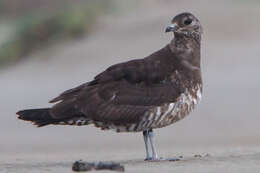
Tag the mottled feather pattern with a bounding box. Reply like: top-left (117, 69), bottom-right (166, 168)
top-left (17, 12), bottom-right (203, 136)
top-left (57, 117), bottom-right (93, 126)
top-left (16, 12), bottom-right (204, 161)
top-left (33, 41), bottom-right (202, 130)
top-left (97, 83), bottom-right (202, 132)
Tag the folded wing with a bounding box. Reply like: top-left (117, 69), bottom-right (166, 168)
top-left (49, 45), bottom-right (181, 124)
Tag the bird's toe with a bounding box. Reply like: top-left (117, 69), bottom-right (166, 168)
top-left (144, 157), bottom-right (153, 161)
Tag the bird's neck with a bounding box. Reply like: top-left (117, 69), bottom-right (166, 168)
top-left (169, 33), bottom-right (202, 86)
top-left (171, 32), bottom-right (201, 50)
top-left (169, 34), bottom-right (201, 66)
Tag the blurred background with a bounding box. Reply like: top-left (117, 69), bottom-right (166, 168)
top-left (0, 0), bottom-right (260, 170)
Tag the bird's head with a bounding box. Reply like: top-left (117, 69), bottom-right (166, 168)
top-left (165, 12), bottom-right (203, 39)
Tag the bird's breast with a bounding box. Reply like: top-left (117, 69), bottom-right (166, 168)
top-left (142, 83), bottom-right (202, 129)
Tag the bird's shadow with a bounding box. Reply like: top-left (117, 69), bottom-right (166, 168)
top-left (5, 153), bottom-right (259, 172)
top-left (1, 156), bottom-right (186, 171)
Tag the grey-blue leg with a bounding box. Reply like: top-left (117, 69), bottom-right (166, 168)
top-left (143, 130), bottom-right (152, 160)
top-left (147, 129), bottom-right (159, 160)
top-left (144, 129), bottom-right (180, 162)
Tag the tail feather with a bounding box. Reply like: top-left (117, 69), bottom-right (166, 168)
top-left (17, 108), bottom-right (92, 127)
top-left (17, 108), bottom-right (58, 127)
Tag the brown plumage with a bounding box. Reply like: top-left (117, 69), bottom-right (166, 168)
top-left (17, 12), bottom-right (203, 160)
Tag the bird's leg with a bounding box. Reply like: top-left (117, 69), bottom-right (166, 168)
top-left (148, 129), bottom-right (180, 162)
top-left (143, 130), bottom-right (152, 160)
top-left (147, 129), bottom-right (159, 160)
top-left (144, 129), bottom-right (180, 162)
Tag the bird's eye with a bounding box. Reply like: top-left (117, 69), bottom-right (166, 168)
top-left (184, 19), bottom-right (192, 25)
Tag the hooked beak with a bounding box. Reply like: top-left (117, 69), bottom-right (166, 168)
top-left (165, 23), bottom-right (178, 33)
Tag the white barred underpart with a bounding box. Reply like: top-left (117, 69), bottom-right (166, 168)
top-left (58, 117), bottom-right (93, 126)
top-left (108, 84), bottom-right (202, 132)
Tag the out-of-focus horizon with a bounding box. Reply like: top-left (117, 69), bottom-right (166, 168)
top-left (1, 0), bottom-right (260, 172)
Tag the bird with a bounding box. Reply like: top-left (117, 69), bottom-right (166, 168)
top-left (17, 12), bottom-right (203, 161)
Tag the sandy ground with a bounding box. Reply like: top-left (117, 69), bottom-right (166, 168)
top-left (1, 0), bottom-right (260, 172)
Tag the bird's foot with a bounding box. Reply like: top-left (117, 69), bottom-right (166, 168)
top-left (144, 156), bottom-right (164, 162)
top-left (144, 157), bottom-right (180, 162)
top-left (144, 157), bottom-right (153, 161)
top-left (144, 156), bottom-right (162, 161)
